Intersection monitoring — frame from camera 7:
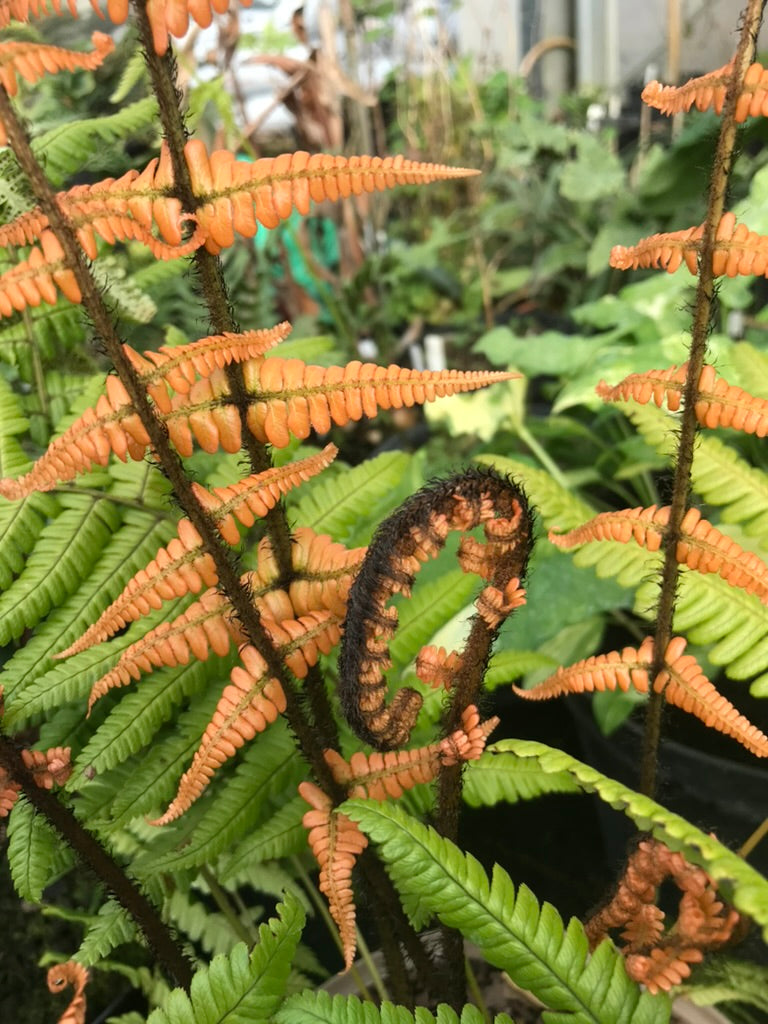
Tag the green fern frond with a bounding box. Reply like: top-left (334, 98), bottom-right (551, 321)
top-left (0, 303), bottom-right (88, 382)
top-left (31, 98), bottom-right (160, 187)
top-left (76, 899), bottom-right (137, 966)
top-left (102, 696), bottom-right (220, 827)
top-left (483, 739), bottom-right (768, 938)
top-left (626, 402), bottom-right (768, 548)
top-left (75, 652), bottom-right (235, 777)
top-left (291, 451), bottom-right (413, 544)
top-left (134, 723), bottom-right (305, 875)
top-left (7, 796), bottom-right (75, 903)
top-left (3, 516), bottom-right (177, 719)
top-left (219, 796), bottom-right (308, 885)
top-left (278, 992), bottom-right (490, 1024)
top-left (346, 801), bottom-right (667, 1024)
top-left (463, 750), bottom-right (581, 808)
top-left (0, 494), bottom-right (121, 645)
top-left (147, 893), bottom-right (305, 1024)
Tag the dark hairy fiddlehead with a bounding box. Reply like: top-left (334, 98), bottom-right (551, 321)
top-left (338, 466), bottom-right (534, 749)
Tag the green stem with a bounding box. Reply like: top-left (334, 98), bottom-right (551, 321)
top-left (641, 0), bottom-right (767, 797)
top-left (200, 865), bottom-right (257, 947)
top-left (518, 422), bottom-right (569, 490)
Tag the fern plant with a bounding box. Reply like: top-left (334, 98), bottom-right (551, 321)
top-left (2, 2), bottom-right (768, 1024)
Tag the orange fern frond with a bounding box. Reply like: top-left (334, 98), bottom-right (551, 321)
top-left (0, 33), bottom-right (113, 125)
top-left (586, 839), bottom-right (739, 996)
top-left (598, 361), bottom-right (768, 436)
top-left (123, 321), bottom-right (292, 409)
top-left (1, 141), bottom-right (477, 262)
top-left (85, 588), bottom-right (244, 711)
top-left (299, 780), bottom-right (368, 971)
top-left (414, 645), bottom-right (463, 689)
top-left (0, 230), bottom-right (81, 318)
top-left (0, 357), bottom-right (513, 497)
top-left (47, 962), bottom-right (89, 1024)
top-left (181, 142), bottom-right (480, 253)
top-left (283, 527), bottom-right (367, 618)
top-left (655, 636), bottom-right (768, 757)
top-left (439, 705), bottom-right (499, 764)
top-left (152, 612), bottom-right (339, 824)
top-left (643, 61), bottom-right (768, 122)
top-left (513, 638), bottom-right (654, 701)
top-left (516, 634), bottom-right (768, 757)
top-left (550, 504), bottom-right (768, 602)
top-left (56, 519), bottom-right (216, 659)
top-left (610, 212), bottom-right (768, 278)
top-left (323, 745), bottom-right (442, 801)
top-left (237, 360), bottom-right (518, 449)
top-left (190, 445), bottom-right (337, 544)
top-left (324, 706), bottom-right (496, 799)
top-left (0, 749), bottom-right (71, 816)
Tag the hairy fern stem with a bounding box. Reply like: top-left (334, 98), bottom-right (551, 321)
top-left (641, 0), bottom-right (767, 797)
top-left (0, 731), bottom-right (195, 989)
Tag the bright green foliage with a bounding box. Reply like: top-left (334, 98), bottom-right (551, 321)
top-left (147, 894), bottom-right (305, 1024)
top-left (462, 749), bottom-right (580, 807)
top-left (346, 801), bottom-right (668, 1024)
top-left (76, 900), bottom-right (137, 966)
top-left (277, 992), bottom-right (492, 1024)
top-left (484, 740), bottom-right (768, 939)
top-left (7, 796), bottom-right (74, 902)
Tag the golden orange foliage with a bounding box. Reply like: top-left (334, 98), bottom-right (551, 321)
top-left (47, 962), bottom-right (88, 1024)
top-left (610, 213), bottom-right (768, 278)
top-left (299, 780), bottom-right (368, 971)
top-left (643, 61), bottom-right (768, 122)
top-left (550, 504), bottom-right (768, 603)
top-left (585, 839), bottom-right (740, 994)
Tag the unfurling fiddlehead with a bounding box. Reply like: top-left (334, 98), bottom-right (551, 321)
top-left (338, 466), bottom-right (534, 749)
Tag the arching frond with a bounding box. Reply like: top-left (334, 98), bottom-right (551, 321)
top-left (299, 781), bottom-right (368, 971)
top-left (550, 504), bottom-right (768, 603)
top-left (598, 362), bottom-right (768, 436)
top-left (655, 636), bottom-right (768, 756)
top-left (642, 61), bottom-right (768, 122)
top-left (152, 612), bottom-right (340, 825)
top-left (609, 213), bottom-right (768, 278)
top-left (0, 31), bottom-right (113, 103)
top-left (0, 230), bottom-right (80, 318)
top-left (47, 961), bottom-right (88, 1024)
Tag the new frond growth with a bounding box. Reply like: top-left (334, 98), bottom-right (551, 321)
top-left (47, 962), bottom-right (89, 1024)
top-left (0, 691), bottom-right (71, 814)
top-left (0, 33), bottom-right (114, 144)
top-left (550, 504), bottom-right (768, 603)
top-left (643, 61), bottom-right (768, 122)
top-left (609, 213), bottom-right (768, 278)
top-left (514, 636), bottom-right (768, 757)
top-left (153, 612), bottom-right (341, 824)
top-left (339, 467), bottom-right (533, 750)
top-left (299, 781), bottom-right (368, 971)
top-left (585, 839), bottom-right (740, 994)
top-left (597, 361), bottom-right (768, 436)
